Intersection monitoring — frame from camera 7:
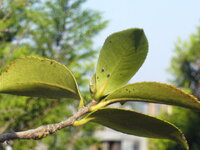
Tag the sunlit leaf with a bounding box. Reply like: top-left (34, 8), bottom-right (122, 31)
top-left (74, 107), bottom-right (188, 150)
top-left (0, 57), bottom-right (82, 100)
top-left (89, 74), bottom-right (96, 96)
top-left (95, 28), bottom-right (148, 99)
top-left (101, 82), bottom-right (200, 111)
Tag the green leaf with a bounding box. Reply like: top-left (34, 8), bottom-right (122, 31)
top-left (74, 107), bottom-right (188, 150)
top-left (0, 57), bottom-right (82, 100)
top-left (99, 82), bottom-right (200, 111)
top-left (95, 28), bottom-right (148, 99)
top-left (89, 74), bottom-right (96, 96)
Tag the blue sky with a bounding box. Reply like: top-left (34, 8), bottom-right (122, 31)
top-left (83, 0), bottom-right (200, 83)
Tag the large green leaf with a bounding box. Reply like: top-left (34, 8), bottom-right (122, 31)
top-left (99, 82), bottom-right (200, 111)
top-left (94, 28), bottom-right (148, 99)
top-left (74, 108), bottom-right (188, 150)
top-left (0, 57), bottom-right (82, 100)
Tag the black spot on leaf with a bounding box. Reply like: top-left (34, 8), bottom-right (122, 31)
top-left (107, 74), bottom-right (111, 78)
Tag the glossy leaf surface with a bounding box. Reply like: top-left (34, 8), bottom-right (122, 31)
top-left (102, 82), bottom-right (200, 111)
top-left (75, 108), bottom-right (188, 150)
top-left (0, 57), bottom-right (81, 100)
top-left (95, 28), bottom-right (148, 99)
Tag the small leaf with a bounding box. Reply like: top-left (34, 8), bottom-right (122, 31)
top-left (74, 108), bottom-right (188, 150)
top-left (101, 82), bottom-right (200, 111)
top-left (0, 57), bottom-right (82, 100)
top-left (95, 28), bottom-right (148, 99)
top-left (89, 74), bottom-right (96, 96)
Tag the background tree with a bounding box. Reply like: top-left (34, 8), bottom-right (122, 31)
top-left (0, 0), bottom-right (107, 149)
top-left (149, 27), bottom-right (200, 150)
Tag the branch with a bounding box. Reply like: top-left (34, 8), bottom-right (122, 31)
top-left (0, 29), bottom-right (11, 33)
top-left (0, 100), bottom-right (97, 142)
top-left (0, 109), bottom-right (24, 114)
top-left (0, 119), bottom-right (14, 134)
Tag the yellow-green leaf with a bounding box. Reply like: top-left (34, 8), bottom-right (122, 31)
top-left (100, 82), bottom-right (200, 111)
top-left (74, 107), bottom-right (188, 150)
top-left (95, 28), bottom-right (148, 99)
top-left (0, 57), bottom-right (82, 100)
top-left (89, 74), bottom-right (96, 96)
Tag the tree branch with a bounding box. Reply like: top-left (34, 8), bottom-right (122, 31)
top-left (0, 119), bottom-right (14, 134)
top-left (0, 29), bottom-right (11, 33)
top-left (0, 100), bottom-right (97, 142)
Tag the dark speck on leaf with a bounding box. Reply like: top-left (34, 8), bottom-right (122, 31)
top-left (109, 40), bottom-right (112, 43)
top-left (101, 68), bottom-right (105, 72)
top-left (107, 74), bottom-right (111, 78)
top-left (97, 76), bottom-right (99, 79)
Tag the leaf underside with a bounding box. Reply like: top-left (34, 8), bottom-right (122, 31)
top-left (103, 82), bottom-right (200, 111)
top-left (78, 108), bottom-right (188, 150)
top-left (0, 57), bottom-right (81, 100)
top-left (95, 28), bottom-right (148, 99)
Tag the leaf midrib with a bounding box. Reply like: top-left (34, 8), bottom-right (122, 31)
top-left (0, 81), bottom-right (77, 95)
top-left (103, 97), bottom-right (200, 111)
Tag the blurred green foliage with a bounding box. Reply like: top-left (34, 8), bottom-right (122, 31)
top-left (149, 27), bottom-right (200, 150)
top-left (0, 0), bottom-right (107, 149)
